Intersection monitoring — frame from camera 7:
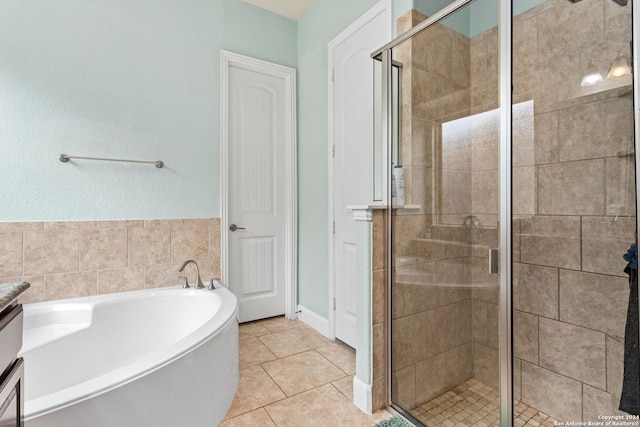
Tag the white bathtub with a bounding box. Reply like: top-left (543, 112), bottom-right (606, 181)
top-left (19, 286), bottom-right (239, 427)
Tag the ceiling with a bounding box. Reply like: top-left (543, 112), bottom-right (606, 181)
top-left (241, 0), bottom-right (315, 20)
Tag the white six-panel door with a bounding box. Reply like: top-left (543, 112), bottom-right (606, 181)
top-left (221, 51), bottom-right (296, 323)
top-left (330, 3), bottom-right (391, 347)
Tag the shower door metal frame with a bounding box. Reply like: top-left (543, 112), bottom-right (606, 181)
top-left (373, 0), bottom-right (515, 425)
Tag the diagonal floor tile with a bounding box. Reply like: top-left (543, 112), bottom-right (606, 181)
top-left (220, 408), bottom-right (276, 427)
top-left (265, 383), bottom-right (381, 427)
top-left (239, 321), bottom-right (271, 341)
top-left (332, 374), bottom-right (354, 400)
top-left (259, 316), bottom-right (304, 333)
top-left (225, 365), bottom-right (286, 419)
top-left (239, 337), bottom-right (277, 368)
top-left (259, 326), bottom-right (331, 358)
top-left (262, 350), bottom-right (346, 396)
top-left (316, 341), bottom-right (356, 374)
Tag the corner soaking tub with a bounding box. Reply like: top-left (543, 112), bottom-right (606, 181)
top-left (19, 286), bottom-right (239, 427)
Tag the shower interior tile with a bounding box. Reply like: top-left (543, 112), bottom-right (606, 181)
top-left (559, 269), bottom-right (628, 338)
top-left (513, 310), bottom-right (539, 364)
top-left (521, 362), bottom-right (582, 422)
top-left (539, 318), bottom-right (606, 390)
top-left (513, 262), bottom-right (559, 320)
top-left (537, 159), bottom-right (605, 216)
top-left (582, 216), bottom-right (635, 277)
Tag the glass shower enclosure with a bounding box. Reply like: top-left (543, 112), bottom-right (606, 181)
top-left (375, 0), bottom-right (638, 425)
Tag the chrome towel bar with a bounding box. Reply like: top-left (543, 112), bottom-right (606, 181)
top-left (59, 153), bottom-right (164, 168)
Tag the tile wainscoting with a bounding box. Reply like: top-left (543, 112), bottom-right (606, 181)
top-left (0, 218), bottom-right (220, 303)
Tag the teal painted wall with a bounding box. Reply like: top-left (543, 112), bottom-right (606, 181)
top-left (0, 0), bottom-right (296, 221)
top-left (296, 0), bottom-right (379, 318)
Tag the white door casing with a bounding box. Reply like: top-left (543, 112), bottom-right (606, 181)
top-left (328, 1), bottom-right (391, 347)
top-left (221, 50), bottom-right (297, 323)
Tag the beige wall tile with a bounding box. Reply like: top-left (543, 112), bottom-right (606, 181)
top-left (372, 270), bottom-right (385, 325)
top-left (607, 335), bottom-right (624, 401)
top-left (513, 13), bottom-right (537, 74)
top-left (514, 310), bottom-right (539, 365)
top-left (144, 263), bottom-right (183, 288)
top-left (558, 101), bottom-right (607, 161)
top-left (538, 159), bottom-right (605, 215)
top-left (512, 102), bottom-right (535, 167)
top-left (559, 270), bottom-right (628, 338)
top-left (514, 358), bottom-right (522, 401)
top-left (0, 232), bottom-right (22, 277)
top-left (605, 0), bottom-right (632, 38)
top-left (128, 226), bottom-right (170, 267)
top-left (519, 215), bottom-right (581, 269)
top-left (372, 211), bottom-right (386, 271)
top-left (582, 216), bottom-right (635, 277)
top-left (513, 166), bottom-right (536, 215)
top-left (521, 362), bottom-right (582, 422)
top-left (436, 257), bottom-right (471, 285)
top-left (24, 230), bottom-right (79, 275)
top-left (170, 223), bottom-right (210, 264)
top-left (44, 221), bottom-right (96, 230)
top-left (425, 300), bottom-right (471, 357)
top-left (0, 222), bottom-right (42, 232)
top-left (98, 267), bottom-right (144, 294)
top-left (513, 263), bottom-right (559, 319)
top-left (583, 385), bottom-right (625, 421)
top-left (606, 156), bottom-right (636, 217)
top-left (372, 323), bottom-right (385, 381)
top-left (392, 311), bottom-right (427, 370)
top-left (79, 229), bottom-right (128, 271)
top-left (445, 341), bottom-right (473, 389)
top-left (486, 302), bottom-right (498, 350)
top-left (534, 111), bottom-right (559, 165)
top-left (452, 37), bottom-right (470, 88)
top-left (392, 365), bottom-right (416, 409)
top-left (474, 342), bottom-right (498, 390)
top-left (415, 353), bottom-right (447, 404)
top-left (45, 271), bottom-right (97, 300)
top-left (537, 0), bottom-right (603, 64)
top-left (97, 220), bottom-right (143, 229)
top-left (472, 299), bottom-right (488, 345)
top-left (412, 23), bottom-right (453, 81)
top-left (209, 218), bottom-right (221, 261)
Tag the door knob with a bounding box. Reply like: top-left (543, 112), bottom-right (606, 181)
top-left (229, 224), bottom-right (246, 232)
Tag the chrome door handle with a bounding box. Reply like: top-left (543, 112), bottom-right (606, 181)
top-left (229, 224), bottom-right (246, 232)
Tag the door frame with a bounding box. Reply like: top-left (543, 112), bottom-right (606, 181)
top-left (220, 50), bottom-right (298, 320)
top-left (327, 0), bottom-right (392, 340)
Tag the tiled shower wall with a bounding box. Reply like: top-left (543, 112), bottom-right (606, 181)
top-left (0, 218), bottom-right (220, 303)
top-left (391, 0), bottom-right (636, 421)
top-left (509, 0), bottom-right (635, 420)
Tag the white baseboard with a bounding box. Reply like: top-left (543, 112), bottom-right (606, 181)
top-left (296, 305), bottom-right (331, 338)
top-left (353, 376), bottom-right (372, 414)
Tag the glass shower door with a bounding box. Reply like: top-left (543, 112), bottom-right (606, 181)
top-left (388, 1), bottom-right (503, 424)
top-left (512, 0), bottom-right (637, 423)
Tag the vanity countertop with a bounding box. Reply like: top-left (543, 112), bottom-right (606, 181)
top-left (0, 282), bottom-right (30, 314)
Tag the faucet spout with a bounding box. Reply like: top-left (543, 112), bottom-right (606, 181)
top-left (178, 259), bottom-right (205, 289)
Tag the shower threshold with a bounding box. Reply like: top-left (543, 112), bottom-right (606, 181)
top-left (410, 378), bottom-right (558, 427)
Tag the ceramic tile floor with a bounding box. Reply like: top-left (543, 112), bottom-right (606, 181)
top-left (221, 316), bottom-right (392, 427)
top-left (412, 378), bottom-right (559, 427)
